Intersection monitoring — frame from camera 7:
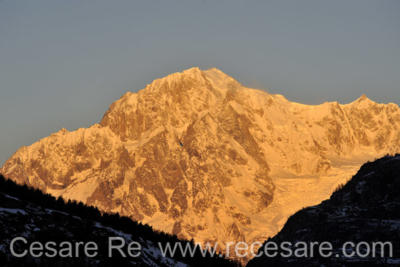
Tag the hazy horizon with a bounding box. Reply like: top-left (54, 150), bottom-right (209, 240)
top-left (1, 0), bottom-right (399, 165)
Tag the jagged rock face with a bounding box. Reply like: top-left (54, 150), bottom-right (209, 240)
top-left (2, 67), bottom-right (400, 261)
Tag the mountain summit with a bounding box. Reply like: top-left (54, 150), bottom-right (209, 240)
top-left (2, 67), bottom-right (400, 260)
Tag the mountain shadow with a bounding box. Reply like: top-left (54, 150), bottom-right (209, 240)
top-left (247, 154), bottom-right (400, 266)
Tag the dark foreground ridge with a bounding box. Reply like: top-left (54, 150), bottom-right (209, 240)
top-left (247, 154), bottom-right (400, 266)
top-left (0, 174), bottom-right (238, 267)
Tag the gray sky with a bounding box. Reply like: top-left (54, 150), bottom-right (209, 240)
top-left (1, 0), bottom-right (399, 165)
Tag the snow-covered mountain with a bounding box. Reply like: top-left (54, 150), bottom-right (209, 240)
top-left (2, 67), bottom-right (400, 261)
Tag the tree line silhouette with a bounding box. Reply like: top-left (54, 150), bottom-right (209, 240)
top-left (0, 174), bottom-right (239, 267)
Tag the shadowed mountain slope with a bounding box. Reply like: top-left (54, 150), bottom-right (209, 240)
top-left (247, 155), bottom-right (400, 266)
